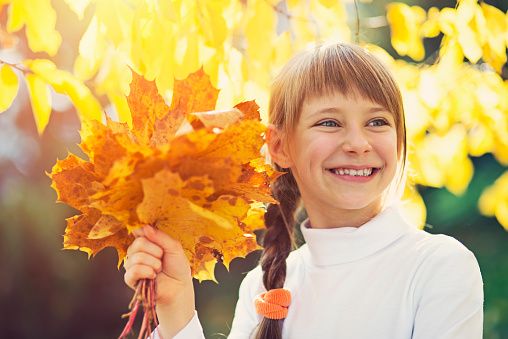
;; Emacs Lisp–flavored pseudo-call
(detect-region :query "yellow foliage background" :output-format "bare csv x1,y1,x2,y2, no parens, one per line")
1,0,508,230
1,0,508,337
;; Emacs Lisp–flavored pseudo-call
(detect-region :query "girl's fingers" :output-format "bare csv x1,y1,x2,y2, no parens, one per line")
124,226,191,291
143,226,185,256
124,251,162,273
127,236,163,259
124,264,158,289
131,226,146,238
128,226,184,257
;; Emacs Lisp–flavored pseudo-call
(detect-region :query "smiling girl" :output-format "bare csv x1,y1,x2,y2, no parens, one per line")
124,42,483,339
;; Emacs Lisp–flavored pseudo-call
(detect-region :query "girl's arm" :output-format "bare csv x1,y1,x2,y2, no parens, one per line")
124,226,204,338
412,238,484,339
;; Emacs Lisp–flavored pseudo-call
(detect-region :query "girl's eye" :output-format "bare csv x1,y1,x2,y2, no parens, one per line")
318,120,339,127
367,119,388,127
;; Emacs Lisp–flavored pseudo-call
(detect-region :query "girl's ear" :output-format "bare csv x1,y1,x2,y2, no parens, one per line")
266,124,293,168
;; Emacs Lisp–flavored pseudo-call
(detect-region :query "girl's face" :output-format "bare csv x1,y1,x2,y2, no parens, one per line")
274,91,399,228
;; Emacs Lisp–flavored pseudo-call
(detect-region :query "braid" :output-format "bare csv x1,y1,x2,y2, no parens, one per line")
261,169,299,290
254,167,301,339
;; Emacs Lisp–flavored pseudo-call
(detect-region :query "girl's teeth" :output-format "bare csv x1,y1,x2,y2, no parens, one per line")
333,168,373,176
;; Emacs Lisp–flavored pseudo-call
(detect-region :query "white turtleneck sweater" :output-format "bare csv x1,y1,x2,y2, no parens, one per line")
171,205,484,338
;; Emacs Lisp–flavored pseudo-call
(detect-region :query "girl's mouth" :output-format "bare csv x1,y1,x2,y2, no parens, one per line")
328,168,379,177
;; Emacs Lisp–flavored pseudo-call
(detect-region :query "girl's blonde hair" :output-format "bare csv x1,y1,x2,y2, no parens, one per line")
256,42,407,339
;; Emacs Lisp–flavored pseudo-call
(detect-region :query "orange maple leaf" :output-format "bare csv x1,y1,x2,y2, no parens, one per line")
49,68,281,282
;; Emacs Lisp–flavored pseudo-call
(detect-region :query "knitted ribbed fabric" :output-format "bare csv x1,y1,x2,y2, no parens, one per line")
254,288,292,319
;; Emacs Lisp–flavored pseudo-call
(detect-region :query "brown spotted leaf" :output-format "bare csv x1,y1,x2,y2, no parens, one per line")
50,68,281,280
190,108,243,130
126,68,171,145
197,120,266,165
63,208,134,267
137,169,261,279
234,100,261,122
150,107,186,147
79,118,129,179
49,154,102,210
170,67,220,115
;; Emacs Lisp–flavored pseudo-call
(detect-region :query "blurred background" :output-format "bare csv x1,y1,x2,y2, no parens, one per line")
1,0,508,338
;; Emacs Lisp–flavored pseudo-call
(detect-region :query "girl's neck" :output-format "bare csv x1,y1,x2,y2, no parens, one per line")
305,202,384,229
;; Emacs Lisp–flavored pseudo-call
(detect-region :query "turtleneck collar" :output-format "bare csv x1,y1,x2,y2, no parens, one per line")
300,205,413,266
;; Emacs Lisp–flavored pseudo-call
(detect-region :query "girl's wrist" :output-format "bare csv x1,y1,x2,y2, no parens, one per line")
156,284,196,337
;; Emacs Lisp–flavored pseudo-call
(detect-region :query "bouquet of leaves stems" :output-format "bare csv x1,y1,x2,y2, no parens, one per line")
49,69,281,338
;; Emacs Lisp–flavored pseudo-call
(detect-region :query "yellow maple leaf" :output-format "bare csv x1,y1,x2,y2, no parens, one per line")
126,67,172,145
170,67,221,115
49,68,281,279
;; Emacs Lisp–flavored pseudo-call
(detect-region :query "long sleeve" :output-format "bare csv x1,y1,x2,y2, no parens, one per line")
412,236,484,339
150,311,205,339
172,311,205,339
150,266,262,339
227,266,264,339
154,267,262,339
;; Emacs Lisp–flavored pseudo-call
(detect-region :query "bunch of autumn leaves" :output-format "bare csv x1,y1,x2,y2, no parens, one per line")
49,69,281,282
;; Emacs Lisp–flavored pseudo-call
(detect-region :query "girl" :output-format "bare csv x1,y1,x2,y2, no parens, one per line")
124,42,483,339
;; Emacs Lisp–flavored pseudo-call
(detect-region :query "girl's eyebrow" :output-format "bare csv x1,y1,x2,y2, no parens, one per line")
308,107,341,117
367,106,392,115
308,105,390,118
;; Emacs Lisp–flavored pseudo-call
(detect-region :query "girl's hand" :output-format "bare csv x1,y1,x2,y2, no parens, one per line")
124,226,195,337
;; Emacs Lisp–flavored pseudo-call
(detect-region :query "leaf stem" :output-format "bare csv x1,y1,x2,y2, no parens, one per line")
0,59,30,75
119,278,161,339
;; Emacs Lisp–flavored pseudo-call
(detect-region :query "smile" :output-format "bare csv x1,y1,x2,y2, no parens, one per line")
329,168,376,177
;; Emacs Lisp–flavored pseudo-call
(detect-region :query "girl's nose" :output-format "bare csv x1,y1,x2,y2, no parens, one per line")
341,129,372,154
